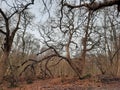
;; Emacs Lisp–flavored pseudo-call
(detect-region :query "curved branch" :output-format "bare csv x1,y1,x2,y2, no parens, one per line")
63,0,120,11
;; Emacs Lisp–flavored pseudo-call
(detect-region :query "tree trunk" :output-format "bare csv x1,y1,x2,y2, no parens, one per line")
80,11,91,77
66,59,82,78
0,51,9,84
65,43,82,78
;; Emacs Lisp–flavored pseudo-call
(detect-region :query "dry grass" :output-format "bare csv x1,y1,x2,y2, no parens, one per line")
1,77,120,90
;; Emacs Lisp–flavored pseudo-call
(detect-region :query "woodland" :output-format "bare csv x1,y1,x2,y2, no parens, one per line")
0,0,120,90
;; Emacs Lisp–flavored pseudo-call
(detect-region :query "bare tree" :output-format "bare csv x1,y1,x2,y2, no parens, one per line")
21,11,34,56
95,8,120,76
0,0,34,83
36,0,120,79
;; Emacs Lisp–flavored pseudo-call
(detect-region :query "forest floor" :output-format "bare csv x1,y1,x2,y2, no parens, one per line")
1,77,120,90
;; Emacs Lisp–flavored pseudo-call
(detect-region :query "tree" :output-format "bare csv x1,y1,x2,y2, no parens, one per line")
0,0,34,83
20,11,34,56
58,0,120,76
94,7,120,76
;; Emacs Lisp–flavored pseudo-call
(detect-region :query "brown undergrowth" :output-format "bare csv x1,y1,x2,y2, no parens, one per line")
1,77,120,90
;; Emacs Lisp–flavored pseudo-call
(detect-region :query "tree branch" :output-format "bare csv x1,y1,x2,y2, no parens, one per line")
11,0,35,39
0,8,8,20
11,13,21,38
21,0,34,12
0,8,10,35
63,0,120,11
8,10,18,19
0,29,6,35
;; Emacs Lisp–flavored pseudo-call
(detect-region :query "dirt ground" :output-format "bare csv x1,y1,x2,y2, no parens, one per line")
1,77,120,90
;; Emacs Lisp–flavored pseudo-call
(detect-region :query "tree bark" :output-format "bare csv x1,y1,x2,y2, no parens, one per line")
0,51,9,84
